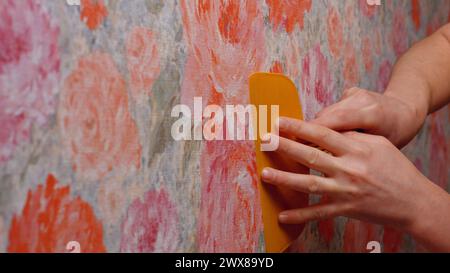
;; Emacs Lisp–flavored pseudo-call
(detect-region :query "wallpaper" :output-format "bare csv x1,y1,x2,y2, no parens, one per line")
0,0,449,253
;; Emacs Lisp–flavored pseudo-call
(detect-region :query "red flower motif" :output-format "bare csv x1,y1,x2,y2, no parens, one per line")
196,141,262,252
8,174,105,253
343,219,381,253
80,0,108,30
120,188,179,252
266,0,312,33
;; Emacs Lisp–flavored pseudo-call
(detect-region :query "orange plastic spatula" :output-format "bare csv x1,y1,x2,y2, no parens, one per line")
249,72,309,253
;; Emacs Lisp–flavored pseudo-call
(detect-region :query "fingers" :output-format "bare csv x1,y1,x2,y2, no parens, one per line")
313,88,379,132
279,203,348,224
261,167,348,195
313,108,377,132
315,88,357,119
276,135,339,174
277,117,353,156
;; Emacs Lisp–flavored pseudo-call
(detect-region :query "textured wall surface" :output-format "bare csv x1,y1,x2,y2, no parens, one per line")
0,0,449,252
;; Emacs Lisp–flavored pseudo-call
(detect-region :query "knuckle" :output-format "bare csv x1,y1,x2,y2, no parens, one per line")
352,144,371,156
373,135,391,146
357,93,376,106
343,88,351,95
271,170,280,183
277,138,289,152
285,119,298,132
372,101,383,114
342,166,357,177
342,163,369,179
276,174,290,188
343,87,359,97
285,141,298,156
307,178,320,193
357,89,371,99
343,131,359,138
293,123,303,135
307,149,321,166
346,186,363,199
341,202,355,214
334,110,348,120
356,164,370,178
284,120,293,131
355,164,369,178
313,209,328,220
316,127,331,140
315,109,325,118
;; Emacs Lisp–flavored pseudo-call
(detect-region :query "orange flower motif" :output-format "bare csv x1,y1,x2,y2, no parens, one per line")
180,0,265,105
327,6,343,58
270,61,283,73
126,27,161,103
80,0,108,30
8,174,105,253
343,42,359,89
180,0,265,252
59,52,141,181
266,0,312,33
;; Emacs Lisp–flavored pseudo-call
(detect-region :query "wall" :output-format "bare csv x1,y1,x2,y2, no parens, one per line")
0,0,449,252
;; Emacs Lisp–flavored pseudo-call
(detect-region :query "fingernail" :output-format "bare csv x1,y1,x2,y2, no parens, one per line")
279,213,289,222
261,168,271,180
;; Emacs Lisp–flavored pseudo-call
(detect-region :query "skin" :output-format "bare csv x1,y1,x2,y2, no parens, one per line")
262,23,450,252
315,24,450,148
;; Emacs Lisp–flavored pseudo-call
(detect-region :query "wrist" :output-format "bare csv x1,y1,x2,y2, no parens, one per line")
405,181,432,237
382,91,428,147
405,177,450,250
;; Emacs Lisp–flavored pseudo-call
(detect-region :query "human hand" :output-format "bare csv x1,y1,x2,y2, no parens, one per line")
261,117,448,241
313,87,425,148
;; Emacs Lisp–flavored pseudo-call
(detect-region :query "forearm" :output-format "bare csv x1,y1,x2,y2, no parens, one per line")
408,177,450,252
384,24,450,132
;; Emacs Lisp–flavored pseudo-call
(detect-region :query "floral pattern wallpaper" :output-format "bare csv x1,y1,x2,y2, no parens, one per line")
0,0,449,253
